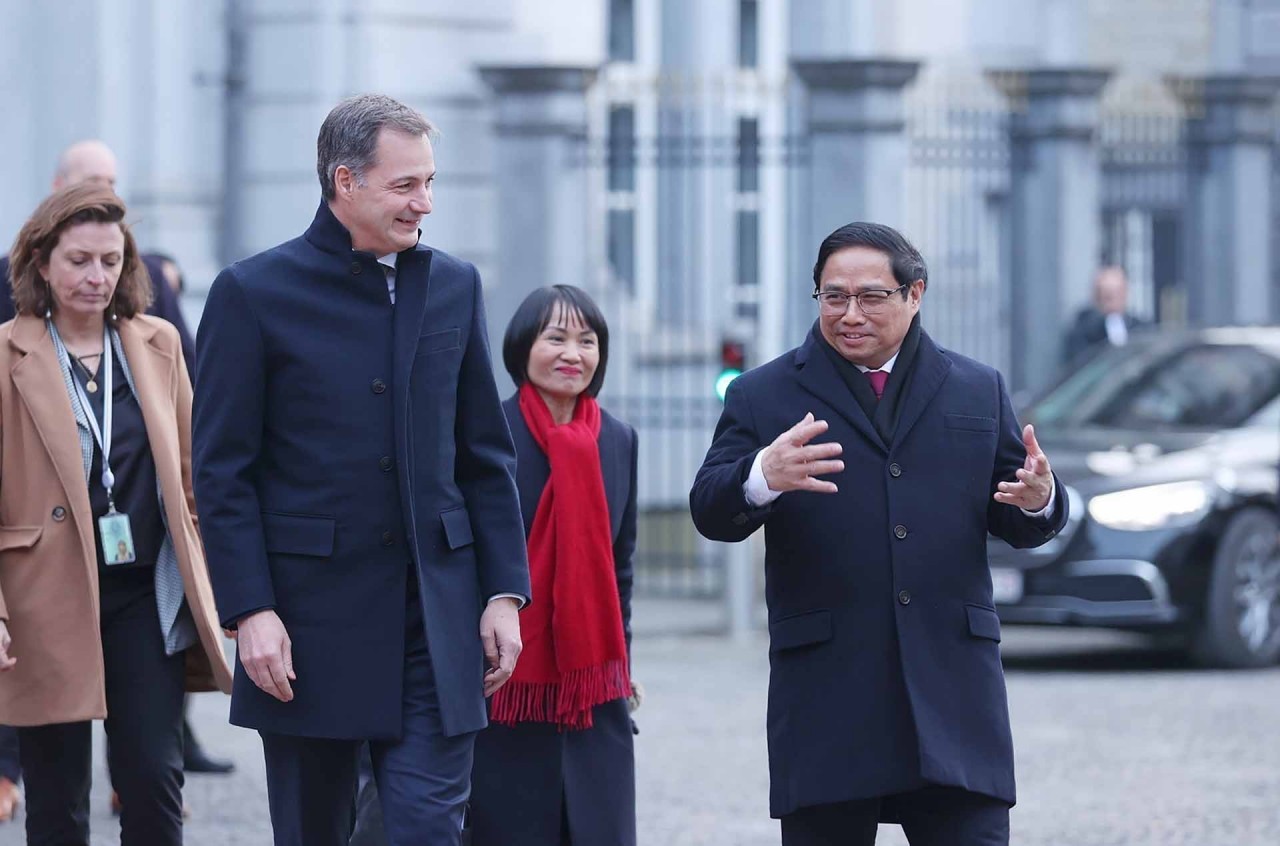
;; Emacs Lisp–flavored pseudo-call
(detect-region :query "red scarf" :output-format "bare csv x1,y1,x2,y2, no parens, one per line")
490,382,631,730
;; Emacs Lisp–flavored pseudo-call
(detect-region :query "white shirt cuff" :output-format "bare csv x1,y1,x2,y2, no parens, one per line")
743,448,783,508
488,593,526,609
1020,483,1056,520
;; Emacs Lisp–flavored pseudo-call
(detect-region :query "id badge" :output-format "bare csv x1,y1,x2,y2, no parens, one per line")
99,510,137,565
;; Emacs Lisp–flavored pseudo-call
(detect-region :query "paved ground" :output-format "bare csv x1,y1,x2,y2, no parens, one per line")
2,600,1277,845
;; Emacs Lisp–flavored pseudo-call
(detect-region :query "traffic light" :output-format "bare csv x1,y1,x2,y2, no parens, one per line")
715,339,747,402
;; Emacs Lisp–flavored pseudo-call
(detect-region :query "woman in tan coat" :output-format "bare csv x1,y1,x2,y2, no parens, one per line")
0,183,231,846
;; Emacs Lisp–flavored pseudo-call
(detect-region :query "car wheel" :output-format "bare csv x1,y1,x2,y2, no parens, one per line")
1192,507,1280,668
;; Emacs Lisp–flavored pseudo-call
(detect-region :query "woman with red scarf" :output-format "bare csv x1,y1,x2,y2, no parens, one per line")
470,285,638,846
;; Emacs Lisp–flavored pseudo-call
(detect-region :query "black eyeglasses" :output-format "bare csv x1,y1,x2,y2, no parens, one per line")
812,284,909,315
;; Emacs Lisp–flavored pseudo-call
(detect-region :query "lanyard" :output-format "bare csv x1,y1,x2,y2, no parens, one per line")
49,321,118,504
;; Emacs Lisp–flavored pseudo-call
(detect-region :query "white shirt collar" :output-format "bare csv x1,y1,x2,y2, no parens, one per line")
856,350,899,374
377,253,397,272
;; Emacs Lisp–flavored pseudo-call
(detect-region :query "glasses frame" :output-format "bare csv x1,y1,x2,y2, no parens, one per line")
811,283,910,315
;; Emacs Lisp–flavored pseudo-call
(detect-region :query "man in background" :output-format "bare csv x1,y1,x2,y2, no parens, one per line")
1060,265,1147,366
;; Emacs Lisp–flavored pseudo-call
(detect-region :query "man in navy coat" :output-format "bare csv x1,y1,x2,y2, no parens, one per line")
690,222,1068,845
193,94,530,846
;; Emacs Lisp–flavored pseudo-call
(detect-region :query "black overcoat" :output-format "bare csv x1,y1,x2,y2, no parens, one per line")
192,202,530,740
690,327,1068,817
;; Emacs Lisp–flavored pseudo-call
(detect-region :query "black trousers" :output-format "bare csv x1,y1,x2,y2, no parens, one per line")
17,569,186,846
0,724,19,782
780,786,1011,846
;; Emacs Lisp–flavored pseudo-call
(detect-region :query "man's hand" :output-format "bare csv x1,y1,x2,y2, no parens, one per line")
994,424,1054,512
237,609,295,703
480,597,522,698
0,621,16,672
761,412,844,494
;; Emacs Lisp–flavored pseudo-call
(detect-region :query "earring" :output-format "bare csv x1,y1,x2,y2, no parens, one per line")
44,307,51,319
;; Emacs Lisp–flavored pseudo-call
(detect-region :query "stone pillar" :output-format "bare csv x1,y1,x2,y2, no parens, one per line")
790,59,920,342
1173,75,1280,326
477,65,598,383
1001,69,1111,393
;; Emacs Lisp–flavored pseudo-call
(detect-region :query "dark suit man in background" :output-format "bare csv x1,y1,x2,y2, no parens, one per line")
690,223,1069,845
1060,265,1146,366
193,94,530,846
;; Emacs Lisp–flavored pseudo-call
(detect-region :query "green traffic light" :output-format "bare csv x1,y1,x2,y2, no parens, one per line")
715,368,742,402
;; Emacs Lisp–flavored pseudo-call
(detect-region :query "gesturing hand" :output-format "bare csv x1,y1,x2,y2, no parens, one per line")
994,424,1054,512
237,609,295,703
481,597,522,698
761,412,845,494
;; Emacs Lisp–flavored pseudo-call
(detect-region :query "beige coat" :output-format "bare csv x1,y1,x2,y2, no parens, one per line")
0,313,232,726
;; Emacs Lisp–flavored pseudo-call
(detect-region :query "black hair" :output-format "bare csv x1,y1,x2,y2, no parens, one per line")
502,285,610,398
812,222,928,294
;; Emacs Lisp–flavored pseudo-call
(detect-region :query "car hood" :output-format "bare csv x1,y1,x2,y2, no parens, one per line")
1034,424,1279,499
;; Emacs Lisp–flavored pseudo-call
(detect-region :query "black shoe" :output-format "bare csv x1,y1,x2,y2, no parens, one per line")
183,747,235,775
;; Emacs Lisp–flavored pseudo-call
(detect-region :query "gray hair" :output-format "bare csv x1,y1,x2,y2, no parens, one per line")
316,94,437,200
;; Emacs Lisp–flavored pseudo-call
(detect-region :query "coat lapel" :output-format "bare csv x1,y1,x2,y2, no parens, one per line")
794,332,887,453
8,316,94,522
116,318,178,487
392,246,434,433
892,330,953,448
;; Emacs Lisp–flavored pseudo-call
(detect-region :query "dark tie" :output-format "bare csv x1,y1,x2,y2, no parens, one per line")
865,369,888,400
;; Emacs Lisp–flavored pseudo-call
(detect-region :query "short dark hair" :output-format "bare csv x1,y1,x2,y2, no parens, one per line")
812,222,928,293
502,285,610,398
316,94,437,200
8,183,151,318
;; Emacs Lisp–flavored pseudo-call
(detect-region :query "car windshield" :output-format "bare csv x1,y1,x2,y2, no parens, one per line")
1028,341,1280,431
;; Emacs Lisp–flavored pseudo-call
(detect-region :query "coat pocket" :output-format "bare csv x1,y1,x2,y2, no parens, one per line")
440,506,475,550
769,609,833,652
0,526,43,554
261,512,336,558
416,327,461,356
944,414,997,434
965,603,1002,642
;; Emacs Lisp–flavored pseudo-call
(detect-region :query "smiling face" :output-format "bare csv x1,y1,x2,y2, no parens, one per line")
526,303,601,406
333,127,435,256
39,221,126,320
817,245,923,369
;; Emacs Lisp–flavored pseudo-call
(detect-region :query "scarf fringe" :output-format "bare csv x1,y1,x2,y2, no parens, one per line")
491,660,631,731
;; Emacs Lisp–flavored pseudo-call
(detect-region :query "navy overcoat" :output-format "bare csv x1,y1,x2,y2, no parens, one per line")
193,202,530,740
690,327,1068,818
468,396,638,846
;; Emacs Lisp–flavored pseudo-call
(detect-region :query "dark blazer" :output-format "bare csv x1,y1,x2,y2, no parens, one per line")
192,202,530,741
690,327,1068,818
468,396,638,846
1060,307,1146,366
0,254,195,378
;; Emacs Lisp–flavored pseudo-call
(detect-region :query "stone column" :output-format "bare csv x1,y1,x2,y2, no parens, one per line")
1172,75,1280,326
1001,69,1111,392
790,59,920,342
477,65,598,380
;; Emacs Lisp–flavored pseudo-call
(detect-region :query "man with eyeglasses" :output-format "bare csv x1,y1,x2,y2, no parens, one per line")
690,222,1068,845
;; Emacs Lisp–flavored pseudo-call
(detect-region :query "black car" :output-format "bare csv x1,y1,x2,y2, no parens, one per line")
990,328,1280,667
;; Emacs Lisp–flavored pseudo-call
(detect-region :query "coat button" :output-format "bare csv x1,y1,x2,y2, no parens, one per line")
371,379,387,394
898,590,911,606
350,261,363,275
379,456,393,472
52,506,67,522
894,524,908,539
732,514,748,526
381,531,394,546
889,463,902,478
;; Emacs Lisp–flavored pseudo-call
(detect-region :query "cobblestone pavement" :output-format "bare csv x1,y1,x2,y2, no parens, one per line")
2,605,1277,845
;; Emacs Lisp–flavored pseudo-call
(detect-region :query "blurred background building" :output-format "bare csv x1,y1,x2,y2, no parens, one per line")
2,0,1278,611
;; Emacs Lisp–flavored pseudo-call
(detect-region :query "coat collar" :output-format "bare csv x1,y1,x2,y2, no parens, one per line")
794,321,952,453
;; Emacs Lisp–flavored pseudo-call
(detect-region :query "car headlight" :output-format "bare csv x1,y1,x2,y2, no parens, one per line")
1086,481,1214,532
